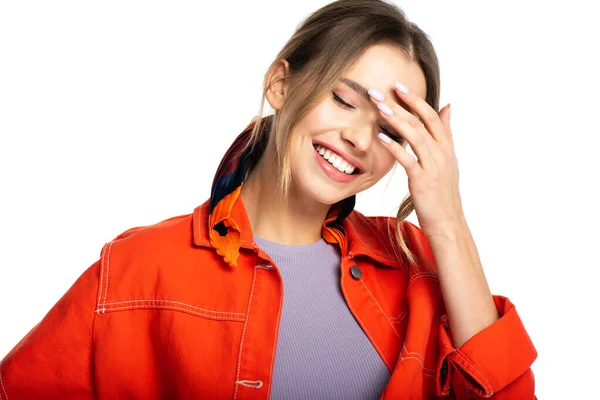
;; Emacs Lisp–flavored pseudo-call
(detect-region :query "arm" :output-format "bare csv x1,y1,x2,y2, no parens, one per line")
371,76,536,397
425,217,537,398
437,295,537,399
0,256,101,400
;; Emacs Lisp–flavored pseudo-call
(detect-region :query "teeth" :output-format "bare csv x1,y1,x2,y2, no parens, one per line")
331,155,340,167
314,144,356,175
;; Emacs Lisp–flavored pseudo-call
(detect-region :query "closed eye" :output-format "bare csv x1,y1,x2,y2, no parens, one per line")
332,91,405,144
332,91,355,109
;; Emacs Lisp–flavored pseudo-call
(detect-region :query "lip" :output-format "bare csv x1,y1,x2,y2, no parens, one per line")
313,146,361,183
311,140,365,173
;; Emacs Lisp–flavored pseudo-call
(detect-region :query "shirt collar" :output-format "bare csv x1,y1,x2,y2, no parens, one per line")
192,115,398,269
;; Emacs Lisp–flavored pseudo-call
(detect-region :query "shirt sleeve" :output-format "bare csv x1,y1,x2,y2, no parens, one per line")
0,257,101,400
436,295,538,399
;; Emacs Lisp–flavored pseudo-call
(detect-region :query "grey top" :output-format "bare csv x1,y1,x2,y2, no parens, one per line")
254,236,390,400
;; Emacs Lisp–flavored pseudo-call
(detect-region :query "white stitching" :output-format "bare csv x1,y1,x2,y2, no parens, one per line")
397,345,435,377
0,360,8,400
468,384,493,398
102,299,245,317
352,245,395,265
93,304,245,321
408,271,438,284
397,353,435,377
102,241,113,309
198,203,205,242
341,262,392,372
389,310,409,323
352,216,399,265
235,380,263,389
347,302,391,371
359,279,400,338
256,264,273,270
266,265,284,399
96,243,106,311
233,265,259,400
402,344,435,372
454,349,493,395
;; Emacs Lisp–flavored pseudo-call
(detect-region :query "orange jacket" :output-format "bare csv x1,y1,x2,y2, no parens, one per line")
0,120,537,399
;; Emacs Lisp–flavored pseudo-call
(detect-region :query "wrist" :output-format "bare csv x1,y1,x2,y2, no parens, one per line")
423,215,469,245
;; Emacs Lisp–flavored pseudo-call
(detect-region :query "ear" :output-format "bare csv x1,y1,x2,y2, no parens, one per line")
265,59,291,111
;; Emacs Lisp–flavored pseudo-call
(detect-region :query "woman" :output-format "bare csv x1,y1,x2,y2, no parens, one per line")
0,0,537,399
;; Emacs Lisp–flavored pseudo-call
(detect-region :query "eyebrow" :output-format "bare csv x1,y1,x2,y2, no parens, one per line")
340,78,371,102
340,77,415,115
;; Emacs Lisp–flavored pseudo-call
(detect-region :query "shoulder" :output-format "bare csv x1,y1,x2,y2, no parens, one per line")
95,211,216,312
109,212,192,247
101,211,195,270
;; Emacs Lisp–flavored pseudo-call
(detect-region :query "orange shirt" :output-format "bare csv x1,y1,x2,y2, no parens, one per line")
0,118,537,399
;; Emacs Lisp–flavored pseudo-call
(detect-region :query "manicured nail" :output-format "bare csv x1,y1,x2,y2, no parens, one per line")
367,88,385,101
395,81,409,94
378,132,392,144
377,102,393,116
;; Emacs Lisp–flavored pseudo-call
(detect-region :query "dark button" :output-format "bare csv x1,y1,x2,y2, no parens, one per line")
350,265,362,279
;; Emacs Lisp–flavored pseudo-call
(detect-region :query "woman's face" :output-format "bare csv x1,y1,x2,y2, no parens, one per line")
287,43,428,207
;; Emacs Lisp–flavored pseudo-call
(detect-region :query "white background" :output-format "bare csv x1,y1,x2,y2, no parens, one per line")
1,1,598,398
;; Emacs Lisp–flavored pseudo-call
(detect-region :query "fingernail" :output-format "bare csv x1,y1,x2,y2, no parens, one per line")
378,132,392,144
448,103,452,120
394,81,409,94
377,102,393,116
367,88,385,101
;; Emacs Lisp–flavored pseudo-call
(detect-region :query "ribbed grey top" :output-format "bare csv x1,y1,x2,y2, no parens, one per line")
254,236,390,400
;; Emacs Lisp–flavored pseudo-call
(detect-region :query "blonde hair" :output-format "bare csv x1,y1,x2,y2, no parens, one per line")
243,0,440,271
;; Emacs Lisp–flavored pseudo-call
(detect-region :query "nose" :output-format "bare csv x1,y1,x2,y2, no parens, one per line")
340,121,374,153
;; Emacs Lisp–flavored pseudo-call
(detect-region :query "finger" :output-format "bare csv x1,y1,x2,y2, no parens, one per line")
377,132,419,172
369,96,434,169
393,81,449,143
441,103,453,138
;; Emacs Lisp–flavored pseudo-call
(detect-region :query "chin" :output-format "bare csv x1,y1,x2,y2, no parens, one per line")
292,171,356,207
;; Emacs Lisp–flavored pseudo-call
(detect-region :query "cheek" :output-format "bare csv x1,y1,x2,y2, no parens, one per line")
294,97,348,133
371,146,397,178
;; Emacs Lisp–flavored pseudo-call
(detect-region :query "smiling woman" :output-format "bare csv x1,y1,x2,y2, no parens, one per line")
0,0,538,399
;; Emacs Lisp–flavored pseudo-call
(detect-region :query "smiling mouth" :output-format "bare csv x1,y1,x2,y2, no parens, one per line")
313,144,361,175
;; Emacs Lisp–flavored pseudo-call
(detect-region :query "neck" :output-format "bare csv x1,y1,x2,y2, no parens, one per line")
240,146,329,246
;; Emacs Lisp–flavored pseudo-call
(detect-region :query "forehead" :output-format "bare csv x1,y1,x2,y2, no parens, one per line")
343,43,427,101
